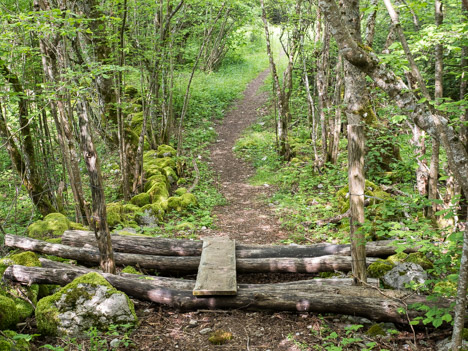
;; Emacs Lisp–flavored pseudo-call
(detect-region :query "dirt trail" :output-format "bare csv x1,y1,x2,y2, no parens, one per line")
200,68,290,244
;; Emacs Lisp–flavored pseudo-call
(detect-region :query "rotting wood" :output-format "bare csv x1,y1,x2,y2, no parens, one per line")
3,264,455,326
5,235,378,273
61,230,419,258
193,237,237,296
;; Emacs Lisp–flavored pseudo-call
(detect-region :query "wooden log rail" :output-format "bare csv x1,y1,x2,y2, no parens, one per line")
61,230,418,258
4,234,379,273
3,262,454,326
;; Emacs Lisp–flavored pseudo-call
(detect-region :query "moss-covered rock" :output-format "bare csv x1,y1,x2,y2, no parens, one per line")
157,144,176,158
130,193,151,207
175,222,196,231
386,252,408,265
162,166,178,184
144,173,168,192
36,272,137,336
0,295,19,330
336,180,392,214
167,193,197,212
209,330,233,345
137,203,165,222
148,182,170,204
69,222,87,231
106,202,124,228
367,259,395,278
27,213,71,239
366,324,386,337
406,252,433,270
174,187,188,196
0,330,30,351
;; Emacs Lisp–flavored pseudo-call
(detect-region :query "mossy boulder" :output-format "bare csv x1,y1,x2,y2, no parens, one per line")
367,259,394,278
174,187,188,196
157,144,176,158
130,193,151,207
162,166,178,184
27,213,71,239
0,295,19,330
366,324,386,337
148,182,170,204
144,173,169,192
167,193,197,212
386,252,408,265
0,330,30,351
136,203,165,224
122,203,141,223
406,252,433,270
336,180,391,214
69,222,87,231
106,202,124,228
35,272,137,336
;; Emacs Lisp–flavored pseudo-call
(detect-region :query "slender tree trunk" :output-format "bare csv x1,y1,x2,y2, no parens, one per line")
76,99,115,274
341,0,368,285
330,55,343,165
365,0,378,47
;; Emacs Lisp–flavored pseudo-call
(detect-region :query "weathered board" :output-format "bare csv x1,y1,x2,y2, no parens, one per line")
193,237,237,296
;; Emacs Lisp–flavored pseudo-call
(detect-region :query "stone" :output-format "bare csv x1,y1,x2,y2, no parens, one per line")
135,208,158,227
27,213,71,240
130,193,151,207
382,262,428,290
199,328,212,335
0,294,19,330
188,319,198,328
436,337,468,351
35,272,137,336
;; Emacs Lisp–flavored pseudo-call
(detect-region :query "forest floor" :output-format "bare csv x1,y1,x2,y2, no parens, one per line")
122,70,443,351
29,69,445,351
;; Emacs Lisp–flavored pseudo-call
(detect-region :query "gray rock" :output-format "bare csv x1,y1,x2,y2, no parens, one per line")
136,209,157,226
110,338,120,348
382,262,428,290
115,227,137,235
436,337,468,351
36,272,137,337
188,319,198,328
199,328,212,335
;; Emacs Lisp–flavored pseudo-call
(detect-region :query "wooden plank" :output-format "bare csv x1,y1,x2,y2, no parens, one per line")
193,237,237,296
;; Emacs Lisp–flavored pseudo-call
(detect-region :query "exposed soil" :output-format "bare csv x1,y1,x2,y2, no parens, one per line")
33,69,442,350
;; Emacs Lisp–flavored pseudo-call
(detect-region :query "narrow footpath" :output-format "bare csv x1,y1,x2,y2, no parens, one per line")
200,68,290,244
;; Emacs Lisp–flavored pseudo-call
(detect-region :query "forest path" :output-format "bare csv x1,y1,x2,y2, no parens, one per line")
199,68,290,245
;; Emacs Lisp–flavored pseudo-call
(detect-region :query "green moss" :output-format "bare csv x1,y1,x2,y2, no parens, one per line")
162,166,178,184
177,178,187,185
144,173,168,192
27,213,71,239
387,252,408,265
433,281,457,297
45,238,62,244
208,330,233,345
157,144,176,158
0,295,19,330
69,222,87,231
121,266,142,275
130,193,151,207
38,284,59,299
167,193,197,212
174,187,188,196
130,111,144,135
36,272,137,336
181,193,197,207
336,180,391,214
106,202,124,228
367,259,394,278
175,222,196,231
406,252,433,270
138,203,165,222
148,182,170,204
0,251,41,270
366,324,386,337
0,330,30,351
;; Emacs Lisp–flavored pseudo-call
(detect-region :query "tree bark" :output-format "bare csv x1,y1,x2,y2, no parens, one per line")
76,100,115,274
60,230,418,258
4,234,378,274
3,264,455,326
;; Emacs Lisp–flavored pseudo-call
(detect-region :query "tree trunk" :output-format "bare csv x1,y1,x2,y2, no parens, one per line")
3,264,455,326
330,55,343,165
61,230,418,258
341,0,368,285
76,100,115,274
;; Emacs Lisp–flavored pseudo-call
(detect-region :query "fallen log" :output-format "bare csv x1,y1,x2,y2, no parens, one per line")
5,235,378,273
40,258,380,290
3,264,452,325
61,230,418,258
